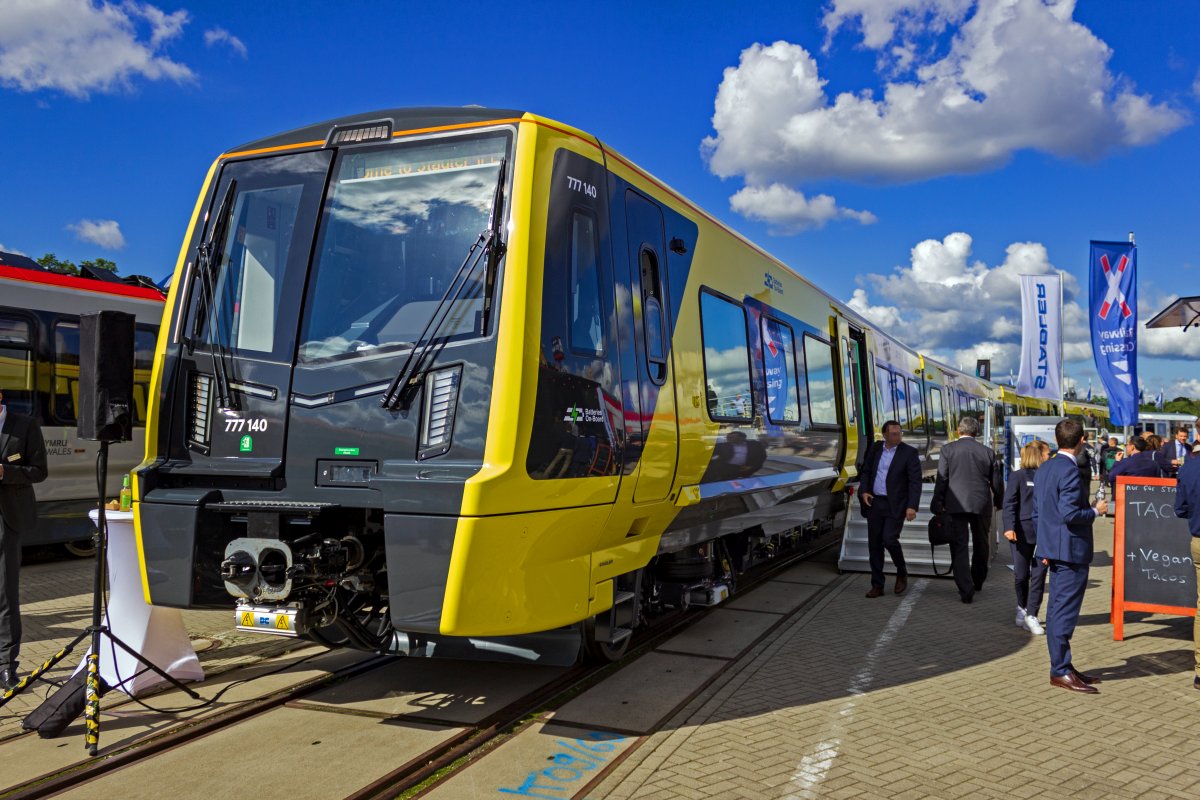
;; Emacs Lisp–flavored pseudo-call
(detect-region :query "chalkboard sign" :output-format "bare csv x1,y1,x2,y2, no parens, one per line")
1112,477,1197,641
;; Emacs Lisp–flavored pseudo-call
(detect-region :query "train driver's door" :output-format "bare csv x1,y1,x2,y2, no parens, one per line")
625,190,678,503
846,325,871,471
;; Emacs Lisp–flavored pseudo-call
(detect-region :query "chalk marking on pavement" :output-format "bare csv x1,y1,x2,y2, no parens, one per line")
786,578,926,800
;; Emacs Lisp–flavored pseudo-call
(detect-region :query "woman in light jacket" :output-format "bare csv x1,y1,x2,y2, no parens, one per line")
1002,440,1050,635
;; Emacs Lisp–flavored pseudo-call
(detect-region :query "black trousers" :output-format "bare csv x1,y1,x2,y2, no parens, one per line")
947,512,990,598
866,501,907,589
1009,538,1047,615
0,514,20,669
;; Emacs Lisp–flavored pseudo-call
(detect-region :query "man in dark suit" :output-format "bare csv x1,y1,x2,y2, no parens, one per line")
1106,436,1162,488
931,416,1003,602
1160,427,1191,478
1173,450,1200,692
858,420,921,598
1033,418,1107,694
0,388,48,691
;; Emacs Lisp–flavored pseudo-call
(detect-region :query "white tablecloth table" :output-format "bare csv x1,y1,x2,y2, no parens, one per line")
80,510,205,696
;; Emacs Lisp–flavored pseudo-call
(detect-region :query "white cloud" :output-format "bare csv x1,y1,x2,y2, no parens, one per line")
853,231,1200,386
68,219,125,250
0,243,27,256
0,0,193,98
847,231,1091,374
204,27,247,58
729,184,877,232
703,1,1187,229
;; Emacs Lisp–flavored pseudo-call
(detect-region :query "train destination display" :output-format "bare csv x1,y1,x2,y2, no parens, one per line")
1111,477,1197,641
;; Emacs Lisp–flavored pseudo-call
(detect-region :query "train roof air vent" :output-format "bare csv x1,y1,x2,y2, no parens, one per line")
326,120,393,147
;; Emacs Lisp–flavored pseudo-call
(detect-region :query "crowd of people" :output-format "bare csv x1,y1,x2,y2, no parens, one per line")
861,416,1200,695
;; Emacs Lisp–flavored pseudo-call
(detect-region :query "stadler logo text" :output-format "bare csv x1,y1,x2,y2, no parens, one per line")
1034,283,1049,389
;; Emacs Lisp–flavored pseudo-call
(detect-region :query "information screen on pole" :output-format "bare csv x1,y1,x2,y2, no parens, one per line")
1111,476,1197,640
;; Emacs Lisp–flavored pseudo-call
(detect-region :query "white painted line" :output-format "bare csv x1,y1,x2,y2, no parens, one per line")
785,578,926,799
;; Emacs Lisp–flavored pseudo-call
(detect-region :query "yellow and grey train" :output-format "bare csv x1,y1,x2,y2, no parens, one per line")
134,108,1095,661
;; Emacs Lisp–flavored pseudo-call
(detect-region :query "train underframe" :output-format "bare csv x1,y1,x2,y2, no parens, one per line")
214,496,843,663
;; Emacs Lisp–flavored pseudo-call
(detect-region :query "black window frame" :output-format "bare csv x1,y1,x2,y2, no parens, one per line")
640,246,668,386
802,332,840,429
699,288,754,422
567,206,606,357
907,377,924,432
760,314,801,426
0,311,36,416
928,386,947,435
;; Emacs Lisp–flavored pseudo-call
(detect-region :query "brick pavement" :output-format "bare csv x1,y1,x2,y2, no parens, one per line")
590,514,1200,800
1,555,304,740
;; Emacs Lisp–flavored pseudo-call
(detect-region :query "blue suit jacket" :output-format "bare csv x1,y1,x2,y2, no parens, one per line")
1032,452,1097,564
1174,455,1200,537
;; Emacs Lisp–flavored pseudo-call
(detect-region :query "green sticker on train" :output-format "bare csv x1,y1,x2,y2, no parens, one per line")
334,446,360,456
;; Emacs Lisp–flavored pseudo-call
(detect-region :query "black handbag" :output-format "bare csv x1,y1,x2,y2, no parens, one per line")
926,513,954,576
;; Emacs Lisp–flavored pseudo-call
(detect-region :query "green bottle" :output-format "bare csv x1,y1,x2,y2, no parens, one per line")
119,474,133,512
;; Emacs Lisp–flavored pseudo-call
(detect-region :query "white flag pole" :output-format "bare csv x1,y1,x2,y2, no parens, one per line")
1059,269,1065,414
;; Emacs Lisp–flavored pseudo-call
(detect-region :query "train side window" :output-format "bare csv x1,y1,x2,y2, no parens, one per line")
0,314,34,415
700,291,752,420
907,378,924,431
803,334,839,426
874,363,894,423
928,386,946,434
841,337,856,426
569,210,604,355
894,373,910,429
52,321,80,424
133,326,157,426
640,248,667,384
761,317,799,424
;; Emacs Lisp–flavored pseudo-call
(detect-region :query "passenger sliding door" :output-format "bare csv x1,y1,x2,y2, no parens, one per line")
625,191,677,503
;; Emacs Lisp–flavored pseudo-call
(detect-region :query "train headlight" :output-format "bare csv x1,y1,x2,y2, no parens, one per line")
419,365,462,459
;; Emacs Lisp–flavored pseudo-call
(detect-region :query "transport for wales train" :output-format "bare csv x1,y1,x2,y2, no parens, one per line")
133,108,1095,661
0,256,165,554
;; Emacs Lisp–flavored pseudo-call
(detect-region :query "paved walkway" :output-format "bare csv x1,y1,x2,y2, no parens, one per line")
1,555,301,740
590,514,1200,800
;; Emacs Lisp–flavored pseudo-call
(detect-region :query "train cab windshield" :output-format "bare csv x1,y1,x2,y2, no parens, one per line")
299,133,509,362
185,132,511,367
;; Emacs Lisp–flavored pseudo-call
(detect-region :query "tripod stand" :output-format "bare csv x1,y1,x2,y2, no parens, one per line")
0,440,200,755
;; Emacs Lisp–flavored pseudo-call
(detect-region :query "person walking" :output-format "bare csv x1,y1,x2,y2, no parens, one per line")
1173,450,1200,691
858,420,921,598
931,416,1003,603
0,387,48,691
1033,419,1107,694
1002,440,1050,635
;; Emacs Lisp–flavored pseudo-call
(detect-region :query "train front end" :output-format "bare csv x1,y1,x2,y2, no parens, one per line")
136,110,546,655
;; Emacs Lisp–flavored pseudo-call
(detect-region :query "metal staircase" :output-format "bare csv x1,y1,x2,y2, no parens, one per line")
838,483,998,577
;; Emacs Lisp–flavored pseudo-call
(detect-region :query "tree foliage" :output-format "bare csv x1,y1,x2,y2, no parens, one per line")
36,253,119,276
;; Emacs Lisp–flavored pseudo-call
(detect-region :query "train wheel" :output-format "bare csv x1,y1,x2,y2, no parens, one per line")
63,539,97,558
582,615,631,663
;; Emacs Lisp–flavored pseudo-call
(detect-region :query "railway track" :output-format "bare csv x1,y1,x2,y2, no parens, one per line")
0,536,840,800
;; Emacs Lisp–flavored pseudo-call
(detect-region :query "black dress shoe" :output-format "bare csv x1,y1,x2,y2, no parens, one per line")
1193,676,1200,691
0,667,19,692
1050,672,1099,694
960,593,973,604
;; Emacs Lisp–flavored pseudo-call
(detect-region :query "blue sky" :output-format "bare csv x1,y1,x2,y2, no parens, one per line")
2,0,1198,401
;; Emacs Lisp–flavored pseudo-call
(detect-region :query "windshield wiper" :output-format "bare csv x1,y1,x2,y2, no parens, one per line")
192,179,238,412
381,159,507,411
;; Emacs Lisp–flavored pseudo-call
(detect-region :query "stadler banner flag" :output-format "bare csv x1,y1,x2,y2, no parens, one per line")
1016,273,1062,402
1089,240,1138,426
